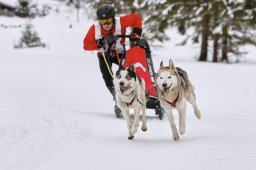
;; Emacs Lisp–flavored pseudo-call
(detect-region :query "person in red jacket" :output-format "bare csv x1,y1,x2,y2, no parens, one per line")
83,4,142,117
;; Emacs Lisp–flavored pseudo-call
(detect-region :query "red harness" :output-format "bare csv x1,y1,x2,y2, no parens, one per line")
162,93,179,107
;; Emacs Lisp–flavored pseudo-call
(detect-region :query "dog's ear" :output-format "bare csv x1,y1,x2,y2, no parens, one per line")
160,61,164,69
169,59,175,70
118,62,124,70
129,63,135,72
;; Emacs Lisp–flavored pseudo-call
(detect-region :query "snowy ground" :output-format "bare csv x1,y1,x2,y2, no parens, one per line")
1,3,256,170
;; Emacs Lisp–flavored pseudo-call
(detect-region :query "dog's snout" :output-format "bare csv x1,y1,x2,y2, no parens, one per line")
119,82,124,87
162,83,167,88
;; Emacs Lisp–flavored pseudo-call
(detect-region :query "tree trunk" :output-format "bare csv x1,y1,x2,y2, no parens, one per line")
221,25,229,63
212,2,220,63
76,0,80,22
213,34,219,62
199,13,210,61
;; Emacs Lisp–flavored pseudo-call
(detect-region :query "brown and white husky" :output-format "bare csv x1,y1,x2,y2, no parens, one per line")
156,59,201,141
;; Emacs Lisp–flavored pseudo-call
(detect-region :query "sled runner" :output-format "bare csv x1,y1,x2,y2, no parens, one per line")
103,35,164,119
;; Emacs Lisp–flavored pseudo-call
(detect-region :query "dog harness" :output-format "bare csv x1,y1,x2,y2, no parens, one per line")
124,95,145,107
162,92,179,107
126,96,136,106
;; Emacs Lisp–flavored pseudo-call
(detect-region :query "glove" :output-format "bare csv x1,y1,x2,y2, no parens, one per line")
130,27,142,41
130,33,141,41
117,48,125,59
117,48,124,55
96,38,105,48
106,35,117,45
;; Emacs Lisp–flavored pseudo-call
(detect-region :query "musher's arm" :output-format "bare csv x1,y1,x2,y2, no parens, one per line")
120,13,142,36
83,25,99,51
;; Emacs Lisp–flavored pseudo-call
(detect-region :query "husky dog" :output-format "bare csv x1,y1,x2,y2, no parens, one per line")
114,63,147,140
156,59,201,141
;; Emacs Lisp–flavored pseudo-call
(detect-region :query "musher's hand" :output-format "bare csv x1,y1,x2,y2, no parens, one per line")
106,35,117,45
96,38,105,48
117,48,125,60
130,33,141,41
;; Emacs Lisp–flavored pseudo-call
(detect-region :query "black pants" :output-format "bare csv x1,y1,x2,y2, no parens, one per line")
97,53,119,100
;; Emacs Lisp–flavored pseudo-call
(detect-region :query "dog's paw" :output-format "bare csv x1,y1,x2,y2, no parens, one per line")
128,135,134,140
131,126,138,135
173,132,180,141
141,126,147,132
195,110,201,119
179,127,185,135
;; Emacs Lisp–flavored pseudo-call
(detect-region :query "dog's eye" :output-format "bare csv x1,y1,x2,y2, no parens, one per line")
126,75,131,80
160,77,163,79
117,75,121,79
168,76,172,79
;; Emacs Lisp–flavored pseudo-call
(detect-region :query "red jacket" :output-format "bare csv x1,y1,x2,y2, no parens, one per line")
83,14,142,51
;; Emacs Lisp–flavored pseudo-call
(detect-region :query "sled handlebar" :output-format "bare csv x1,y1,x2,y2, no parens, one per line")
115,35,131,38
103,35,130,43
104,34,144,54
104,35,130,52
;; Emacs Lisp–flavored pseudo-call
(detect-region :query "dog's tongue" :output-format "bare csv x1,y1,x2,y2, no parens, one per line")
163,87,169,93
163,83,172,93
120,85,131,93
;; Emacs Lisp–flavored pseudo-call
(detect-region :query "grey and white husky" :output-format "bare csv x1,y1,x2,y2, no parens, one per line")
114,63,147,140
156,59,201,141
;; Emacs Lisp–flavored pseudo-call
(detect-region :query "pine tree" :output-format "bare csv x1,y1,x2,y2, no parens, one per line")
88,0,256,63
217,0,256,63
15,23,45,48
212,1,220,62
16,0,30,17
198,3,211,61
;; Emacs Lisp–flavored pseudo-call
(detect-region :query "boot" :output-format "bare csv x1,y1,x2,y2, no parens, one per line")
155,99,164,120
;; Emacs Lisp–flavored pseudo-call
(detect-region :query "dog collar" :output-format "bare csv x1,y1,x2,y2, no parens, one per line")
163,93,179,107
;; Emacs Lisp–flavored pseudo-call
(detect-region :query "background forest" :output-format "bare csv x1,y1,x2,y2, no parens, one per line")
1,0,256,63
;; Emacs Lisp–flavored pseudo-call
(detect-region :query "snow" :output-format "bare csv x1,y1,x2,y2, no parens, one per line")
1,2,256,170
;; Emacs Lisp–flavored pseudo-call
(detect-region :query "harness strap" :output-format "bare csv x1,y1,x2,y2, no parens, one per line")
136,98,146,106
125,95,146,107
163,93,179,107
102,52,114,79
126,95,136,106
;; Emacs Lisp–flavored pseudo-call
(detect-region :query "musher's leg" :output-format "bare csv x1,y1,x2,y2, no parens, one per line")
97,52,115,100
97,53,122,117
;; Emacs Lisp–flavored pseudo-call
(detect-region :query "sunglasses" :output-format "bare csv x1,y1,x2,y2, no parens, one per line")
98,18,113,25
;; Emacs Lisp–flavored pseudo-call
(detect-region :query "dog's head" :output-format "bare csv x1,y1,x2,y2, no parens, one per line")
156,59,179,93
114,63,137,95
